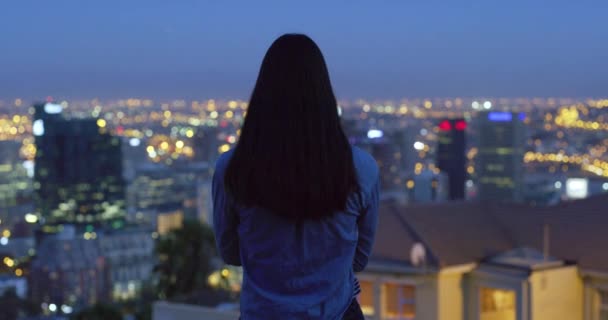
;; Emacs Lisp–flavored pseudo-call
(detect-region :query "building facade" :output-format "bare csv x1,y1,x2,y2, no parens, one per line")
476,111,526,203
436,119,467,200
33,102,125,227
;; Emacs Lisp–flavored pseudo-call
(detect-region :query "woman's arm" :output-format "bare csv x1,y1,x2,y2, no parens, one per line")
212,165,242,266
353,173,380,272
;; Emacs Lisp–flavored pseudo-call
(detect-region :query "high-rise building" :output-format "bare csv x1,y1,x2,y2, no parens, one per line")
476,111,526,202
436,119,467,200
32,102,125,227
342,119,407,192
0,141,32,210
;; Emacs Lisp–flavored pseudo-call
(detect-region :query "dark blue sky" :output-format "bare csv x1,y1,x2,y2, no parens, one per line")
1,1,607,100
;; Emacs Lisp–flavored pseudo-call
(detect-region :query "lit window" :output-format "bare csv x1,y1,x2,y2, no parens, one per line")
383,283,415,319
600,290,608,320
357,280,375,316
480,287,516,320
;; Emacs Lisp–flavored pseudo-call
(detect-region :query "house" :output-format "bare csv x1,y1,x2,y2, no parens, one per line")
359,194,608,320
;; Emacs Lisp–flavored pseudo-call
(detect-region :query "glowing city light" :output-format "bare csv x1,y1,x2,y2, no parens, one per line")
23,160,34,178
44,103,63,114
0,237,8,246
25,213,38,224
49,304,57,312
3,257,14,267
219,144,230,154
455,120,467,131
33,120,45,136
439,120,452,131
96,119,107,128
129,138,141,147
554,181,562,189
413,141,425,151
61,305,73,314
488,112,513,122
483,101,492,110
367,129,383,139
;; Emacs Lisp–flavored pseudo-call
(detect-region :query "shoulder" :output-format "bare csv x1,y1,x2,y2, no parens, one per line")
214,149,235,176
351,145,379,188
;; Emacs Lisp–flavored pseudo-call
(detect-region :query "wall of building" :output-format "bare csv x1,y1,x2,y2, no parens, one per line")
530,266,583,320
153,302,238,320
437,268,467,320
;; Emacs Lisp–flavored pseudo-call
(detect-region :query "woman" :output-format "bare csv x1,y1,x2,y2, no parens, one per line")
212,34,379,320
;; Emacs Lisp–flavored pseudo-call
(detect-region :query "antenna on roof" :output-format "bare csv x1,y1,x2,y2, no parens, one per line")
410,243,426,268
543,224,550,261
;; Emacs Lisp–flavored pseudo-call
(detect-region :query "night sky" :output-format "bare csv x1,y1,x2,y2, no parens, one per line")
1,0,607,100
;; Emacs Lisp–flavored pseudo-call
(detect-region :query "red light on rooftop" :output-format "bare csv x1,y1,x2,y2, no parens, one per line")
46,96,53,103
116,126,124,135
455,120,467,131
439,120,452,131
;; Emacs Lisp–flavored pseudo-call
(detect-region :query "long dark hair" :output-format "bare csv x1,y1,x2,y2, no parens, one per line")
224,34,359,220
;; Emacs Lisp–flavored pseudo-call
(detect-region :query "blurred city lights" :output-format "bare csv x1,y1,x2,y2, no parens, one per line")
25,213,38,223
367,129,383,139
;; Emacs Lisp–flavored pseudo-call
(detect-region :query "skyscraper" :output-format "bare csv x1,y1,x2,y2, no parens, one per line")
436,119,467,200
33,102,125,227
476,111,526,203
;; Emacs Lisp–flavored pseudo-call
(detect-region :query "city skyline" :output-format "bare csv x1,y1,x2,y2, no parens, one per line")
2,1,608,99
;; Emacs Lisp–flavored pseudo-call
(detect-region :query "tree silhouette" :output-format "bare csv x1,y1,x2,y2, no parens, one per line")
0,288,20,320
71,303,122,320
153,219,216,299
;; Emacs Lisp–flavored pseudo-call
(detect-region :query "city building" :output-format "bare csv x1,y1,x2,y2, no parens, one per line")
32,102,126,227
192,126,221,164
344,126,407,192
0,141,32,214
128,162,209,231
155,205,184,235
476,111,526,203
0,274,27,298
406,170,448,204
97,226,155,302
196,181,213,226
29,226,110,310
29,224,155,311
436,118,467,200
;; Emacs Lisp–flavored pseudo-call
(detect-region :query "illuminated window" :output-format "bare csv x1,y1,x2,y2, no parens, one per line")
480,287,516,320
600,290,608,320
357,280,375,316
383,283,415,319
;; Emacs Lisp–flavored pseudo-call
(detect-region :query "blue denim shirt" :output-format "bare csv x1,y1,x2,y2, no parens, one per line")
212,146,379,320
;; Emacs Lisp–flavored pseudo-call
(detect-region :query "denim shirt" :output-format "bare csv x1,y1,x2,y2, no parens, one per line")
212,146,379,320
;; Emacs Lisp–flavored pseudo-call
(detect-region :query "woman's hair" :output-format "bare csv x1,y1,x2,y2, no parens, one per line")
224,34,359,220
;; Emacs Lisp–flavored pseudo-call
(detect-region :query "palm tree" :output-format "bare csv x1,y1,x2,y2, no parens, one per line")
153,219,216,299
